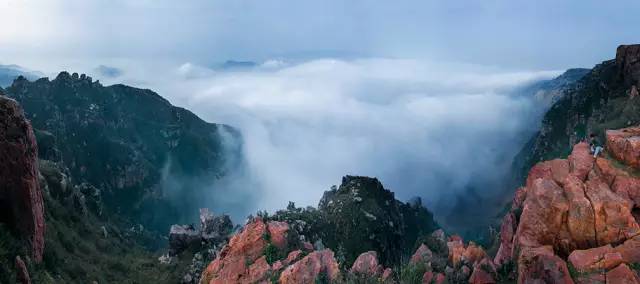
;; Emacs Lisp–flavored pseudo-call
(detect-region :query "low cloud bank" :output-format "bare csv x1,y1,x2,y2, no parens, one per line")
153,58,559,228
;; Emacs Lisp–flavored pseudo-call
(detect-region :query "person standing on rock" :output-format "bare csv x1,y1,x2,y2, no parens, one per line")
590,133,604,158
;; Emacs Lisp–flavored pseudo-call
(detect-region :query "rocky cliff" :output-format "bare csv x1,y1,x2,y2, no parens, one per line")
493,128,640,283
0,93,45,263
513,44,640,184
4,73,241,231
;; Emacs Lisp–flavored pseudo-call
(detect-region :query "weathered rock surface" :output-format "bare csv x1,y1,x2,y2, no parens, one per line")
517,246,574,284
526,158,570,187
170,208,233,256
606,263,640,284
410,244,433,266
617,44,640,86
501,134,640,283
351,251,383,277
469,258,496,284
279,249,340,284
0,95,45,262
607,127,640,170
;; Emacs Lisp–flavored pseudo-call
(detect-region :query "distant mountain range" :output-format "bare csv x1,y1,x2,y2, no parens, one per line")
0,64,43,87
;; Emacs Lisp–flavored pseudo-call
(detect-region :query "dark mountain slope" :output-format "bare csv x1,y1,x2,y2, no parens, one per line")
4,72,242,231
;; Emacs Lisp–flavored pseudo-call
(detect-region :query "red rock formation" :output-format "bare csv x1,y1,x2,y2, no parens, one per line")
410,244,433,265
247,256,271,283
526,159,569,187
447,238,466,267
501,135,640,283
351,251,383,277
607,127,640,169
381,268,393,282
569,142,594,181
513,177,569,252
267,221,289,249
469,258,496,284
568,245,623,273
0,96,44,262
584,176,640,245
200,218,289,284
563,174,597,248
517,246,574,284
494,212,516,267
422,271,434,283
606,263,640,284
462,242,487,266
279,249,340,284
15,256,31,284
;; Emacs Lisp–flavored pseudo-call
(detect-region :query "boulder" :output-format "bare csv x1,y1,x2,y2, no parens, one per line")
0,96,45,262
595,157,627,186
569,142,594,181
584,176,640,245
169,224,200,256
469,265,496,284
563,174,597,249
382,268,393,282
494,212,516,267
267,221,289,249
247,256,271,284
513,177,569,252
200,219,272,284
351,251,383,277
279,249,340,284
447,238,466,267
526,159,569,188
517,246,574,284
568,245,623,273
606,263,640,284
612,176,640,208
462,242,487,266
606,127,640,169
422,271,434,284
612,235,640,264
410,244,433,265
200,208,233,242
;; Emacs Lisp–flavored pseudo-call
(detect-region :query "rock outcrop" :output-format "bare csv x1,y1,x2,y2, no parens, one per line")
513,44,640,187
606,127,640,169
200,218,297,284
617,44,640,87
497,132,640,283
317,175,438,266
0,95,45,262
169,208,233,256
279,250,340,284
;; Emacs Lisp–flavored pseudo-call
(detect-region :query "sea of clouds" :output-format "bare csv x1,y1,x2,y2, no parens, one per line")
33,57,562,229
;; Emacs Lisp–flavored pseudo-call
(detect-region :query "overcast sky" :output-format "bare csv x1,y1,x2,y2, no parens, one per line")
1,0,638,70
